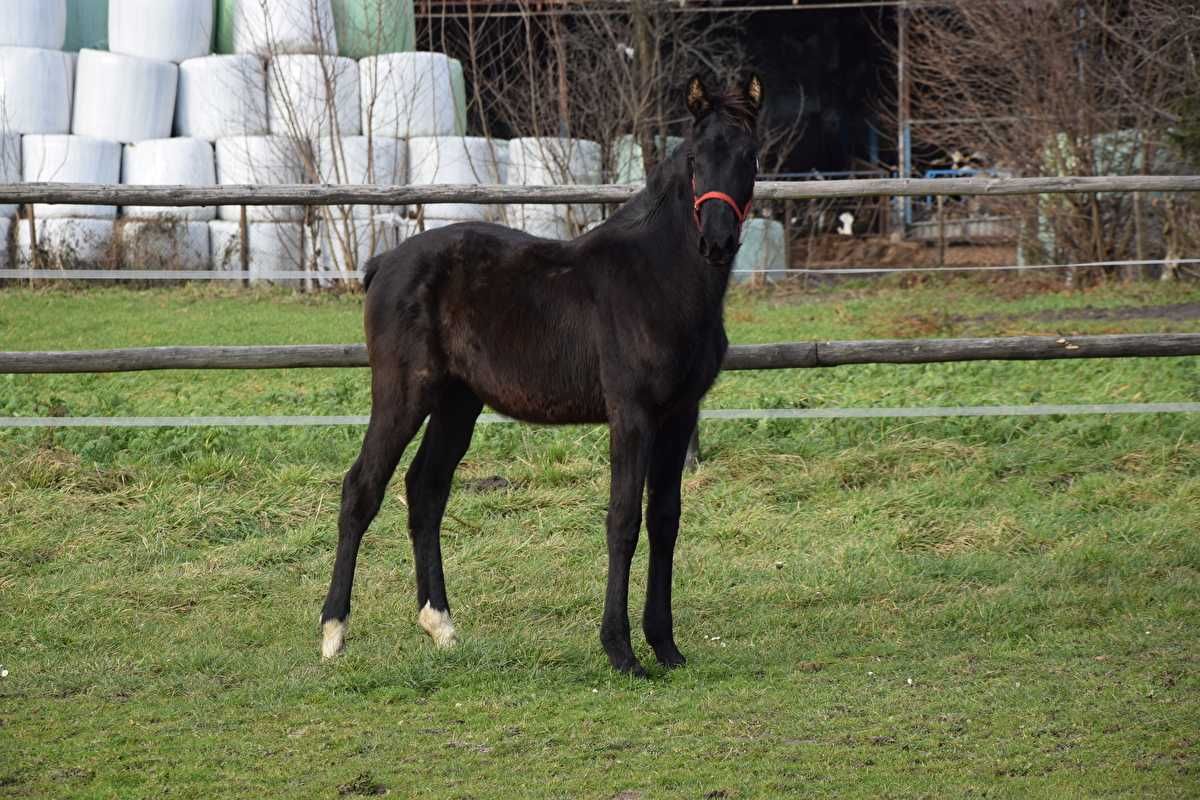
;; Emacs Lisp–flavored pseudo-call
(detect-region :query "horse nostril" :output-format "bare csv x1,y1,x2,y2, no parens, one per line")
698,237,711,257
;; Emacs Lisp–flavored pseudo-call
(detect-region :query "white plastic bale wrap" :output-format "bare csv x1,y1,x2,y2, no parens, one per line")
611,134,685,183
0,133,19,217
109,0,214,63
72,49,179,143
121,138,217,220
0,217,9,266
267,54,360,138
229,0,337,56
0,47,75,134
734,218,787,278
316,213,400,282
215,136,304,221
316,135,405,218
494,140,510,183
505,137,602,237
0,0,66,49
22,135,122,218
504,213,571,240
119,219,211,270
17,217,115,268
407,137,502,222
175,55,269,140
360,52,456,139
209,219,305,284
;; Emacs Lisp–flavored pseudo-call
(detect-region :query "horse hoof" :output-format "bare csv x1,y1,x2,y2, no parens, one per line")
321,619,347,659
656,649,687,669
418,602,458,649
611,657,648,678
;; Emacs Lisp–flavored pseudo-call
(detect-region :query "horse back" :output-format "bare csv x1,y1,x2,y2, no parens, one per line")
364,222,725,425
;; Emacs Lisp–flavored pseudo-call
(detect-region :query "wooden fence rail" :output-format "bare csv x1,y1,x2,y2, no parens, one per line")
1,175,1199,207
3,334,1198,375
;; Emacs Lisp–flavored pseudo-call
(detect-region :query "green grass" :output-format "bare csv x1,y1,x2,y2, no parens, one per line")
1,278,1199,798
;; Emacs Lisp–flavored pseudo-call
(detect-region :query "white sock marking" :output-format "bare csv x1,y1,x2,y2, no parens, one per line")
321,618,347,659
418,602,457,648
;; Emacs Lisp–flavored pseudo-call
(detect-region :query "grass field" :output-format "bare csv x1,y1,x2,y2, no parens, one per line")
2,278,1199,798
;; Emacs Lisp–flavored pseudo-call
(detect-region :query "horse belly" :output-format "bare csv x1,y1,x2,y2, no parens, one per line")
445,324,608,425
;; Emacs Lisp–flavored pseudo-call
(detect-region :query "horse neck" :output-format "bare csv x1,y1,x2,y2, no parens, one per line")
660,157,735,302
618,151,735,300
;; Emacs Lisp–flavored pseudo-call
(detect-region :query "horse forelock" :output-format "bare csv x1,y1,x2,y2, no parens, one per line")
708,89,757,132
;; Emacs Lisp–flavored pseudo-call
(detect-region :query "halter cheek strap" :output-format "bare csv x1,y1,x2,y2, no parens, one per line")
692,176,752,230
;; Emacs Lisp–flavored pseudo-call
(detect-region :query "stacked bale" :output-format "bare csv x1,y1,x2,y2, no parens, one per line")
71,1,216,272
267,54,360,139
119,137,217,270
214,135,306,222
1,2,72,263
0,134,20,219
331,0,415,60
0,0,67,49
122,138,217,220
17,217,116,268
216,0,337,56
505,138,602,239
316,136,406,217
213,135,306,278
72,49,178,143
108,0,213,63
733,218,787,279
210,218,305,285
20,134,121,261
4,1,626,278
175,54,269,139
0,46,75,135
314,135,406,275
407,136,502,227
119,220,211,273
360,51,457,138
611,134,685,183
0,133,14,260
20,135,120,267
215,1,366,277
315,214,406,283
449,57,468,136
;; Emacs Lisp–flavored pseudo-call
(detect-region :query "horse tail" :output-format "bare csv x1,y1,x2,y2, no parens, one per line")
362,253,382,293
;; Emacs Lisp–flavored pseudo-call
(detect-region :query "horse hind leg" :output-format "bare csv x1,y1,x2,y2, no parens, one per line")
404,380,482,649
319,362,436,659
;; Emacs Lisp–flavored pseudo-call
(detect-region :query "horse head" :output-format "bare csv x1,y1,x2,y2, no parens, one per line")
685,73,764,265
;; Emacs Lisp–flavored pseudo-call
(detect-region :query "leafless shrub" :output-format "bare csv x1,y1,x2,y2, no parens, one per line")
893,0,1199,281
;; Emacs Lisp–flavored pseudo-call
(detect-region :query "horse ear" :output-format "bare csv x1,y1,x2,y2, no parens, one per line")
686,75,712,118
744,73,765,114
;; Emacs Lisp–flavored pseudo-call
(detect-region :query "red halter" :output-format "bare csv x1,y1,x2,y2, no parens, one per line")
692,176,752,230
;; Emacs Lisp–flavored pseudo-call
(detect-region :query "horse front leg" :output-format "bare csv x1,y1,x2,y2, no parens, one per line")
643,406,698,668
600,408,654,676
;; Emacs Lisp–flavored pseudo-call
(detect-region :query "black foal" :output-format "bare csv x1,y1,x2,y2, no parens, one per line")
320,73,764,675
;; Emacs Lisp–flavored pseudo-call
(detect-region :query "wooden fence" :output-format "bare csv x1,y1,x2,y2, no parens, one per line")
2,174,1199,208
2,175,1197,398
3,334,1199,375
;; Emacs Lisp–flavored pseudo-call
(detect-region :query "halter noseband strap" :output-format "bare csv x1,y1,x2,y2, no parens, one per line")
692,176,752,230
